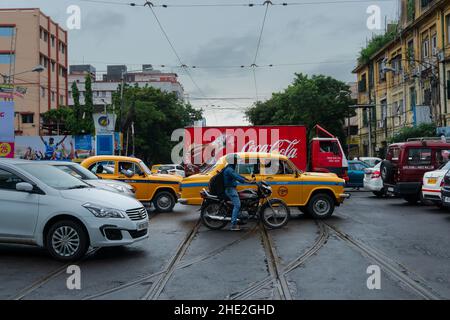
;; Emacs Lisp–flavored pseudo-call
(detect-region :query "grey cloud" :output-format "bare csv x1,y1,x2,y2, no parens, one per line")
187,34,269,77
80,10,126,37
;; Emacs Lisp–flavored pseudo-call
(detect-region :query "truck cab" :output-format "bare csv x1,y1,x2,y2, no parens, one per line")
310,125,349,182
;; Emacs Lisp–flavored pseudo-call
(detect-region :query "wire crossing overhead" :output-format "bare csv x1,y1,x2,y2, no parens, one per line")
143,1,210,103
77,0,396,8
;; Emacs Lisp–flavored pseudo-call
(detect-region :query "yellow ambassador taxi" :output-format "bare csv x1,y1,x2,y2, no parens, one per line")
179,152,350,219
81,156,182,212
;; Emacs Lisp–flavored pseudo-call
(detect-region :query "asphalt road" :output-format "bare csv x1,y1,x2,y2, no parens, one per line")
1,191,450,300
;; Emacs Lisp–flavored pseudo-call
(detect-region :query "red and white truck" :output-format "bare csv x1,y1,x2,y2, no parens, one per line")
183,125,348,180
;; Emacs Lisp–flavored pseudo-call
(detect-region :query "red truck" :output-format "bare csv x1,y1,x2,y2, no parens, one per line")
183,125,349,180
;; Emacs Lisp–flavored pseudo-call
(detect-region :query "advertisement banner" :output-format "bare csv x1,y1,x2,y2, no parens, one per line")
0,142,14,158
0,100,14,142
0,84,27,99
114,132,123,151
15,135,98,160
184,126,307,174
93,113,117,135
74,135,95,159
15,135,75,160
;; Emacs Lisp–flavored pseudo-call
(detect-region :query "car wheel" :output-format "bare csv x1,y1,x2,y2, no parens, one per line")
380,160,394,183
306,193,335,219
373,189,386,198
404,194,419,204
153,191,176,213
298,206,309,215
46,220,89,261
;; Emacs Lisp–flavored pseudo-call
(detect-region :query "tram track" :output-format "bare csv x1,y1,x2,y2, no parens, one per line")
83,223,258,300
324,222,443,300
230,220,329,300
10,248,100,300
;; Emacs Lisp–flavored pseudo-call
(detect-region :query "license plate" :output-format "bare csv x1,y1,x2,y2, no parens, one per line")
388,187,394,192
445,197,450,204
137,221,148,231
427,178,437,184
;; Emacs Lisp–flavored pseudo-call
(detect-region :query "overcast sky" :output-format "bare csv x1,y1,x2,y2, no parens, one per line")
3,0,398,125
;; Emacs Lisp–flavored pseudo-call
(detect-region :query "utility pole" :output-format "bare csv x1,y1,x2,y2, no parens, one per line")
368,107,373,157
119,71,125,155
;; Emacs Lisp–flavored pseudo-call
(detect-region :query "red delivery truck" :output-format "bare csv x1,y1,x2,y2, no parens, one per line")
183,125,348,180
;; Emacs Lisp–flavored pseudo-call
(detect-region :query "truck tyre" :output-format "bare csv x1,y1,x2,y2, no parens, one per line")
46,220,89,261
380,160,394,183
306,193,335,219
153,191,176,213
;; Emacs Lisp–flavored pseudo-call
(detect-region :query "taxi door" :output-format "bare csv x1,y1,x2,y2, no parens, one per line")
260,158,302,206
117,161,151,201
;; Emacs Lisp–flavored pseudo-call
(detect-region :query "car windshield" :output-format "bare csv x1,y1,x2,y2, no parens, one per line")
55,164,99,180
140,161,152,175
438,161,450,171
18,164,90,190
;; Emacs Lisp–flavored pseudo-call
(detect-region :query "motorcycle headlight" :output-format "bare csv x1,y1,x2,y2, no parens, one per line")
83,203,126,218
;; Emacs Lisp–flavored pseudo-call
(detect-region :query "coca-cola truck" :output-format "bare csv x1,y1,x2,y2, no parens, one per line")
183,125,348,180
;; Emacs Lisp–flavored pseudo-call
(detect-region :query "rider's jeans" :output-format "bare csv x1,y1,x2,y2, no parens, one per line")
225,187,241,225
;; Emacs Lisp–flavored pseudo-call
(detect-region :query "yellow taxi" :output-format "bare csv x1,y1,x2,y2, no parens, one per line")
151,164,162,174
81,156,182,212
179,152,349,219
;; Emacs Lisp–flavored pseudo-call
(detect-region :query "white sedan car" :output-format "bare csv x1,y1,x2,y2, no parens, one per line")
0,159,149,261
42,161,136,198
422,161,450,206
363,162,385,197
157,164,186,177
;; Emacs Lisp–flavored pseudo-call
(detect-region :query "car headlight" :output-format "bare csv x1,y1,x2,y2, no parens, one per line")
107,184,133,193
83,203,126,218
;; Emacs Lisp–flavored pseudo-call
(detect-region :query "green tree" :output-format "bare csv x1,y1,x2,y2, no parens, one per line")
71,81,81,124
83,74,94,134
390,123,437,143
113,85,203,164
245,73,355,144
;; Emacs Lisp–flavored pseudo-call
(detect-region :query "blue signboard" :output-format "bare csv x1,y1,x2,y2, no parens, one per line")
96,135,114,155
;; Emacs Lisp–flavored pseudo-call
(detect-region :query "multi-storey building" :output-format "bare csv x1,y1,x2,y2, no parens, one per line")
0,8,68,136
68,65,185,109
353,0,450,157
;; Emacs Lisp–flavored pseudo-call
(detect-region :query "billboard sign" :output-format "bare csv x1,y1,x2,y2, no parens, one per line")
93,113,117,135
0,100,14,142
0,142,14,158
184,126,307,174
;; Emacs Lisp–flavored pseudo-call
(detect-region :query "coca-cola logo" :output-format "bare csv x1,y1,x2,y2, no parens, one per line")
241,139,300,159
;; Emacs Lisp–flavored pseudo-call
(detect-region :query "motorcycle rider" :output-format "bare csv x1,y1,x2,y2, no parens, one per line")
223,154,254,231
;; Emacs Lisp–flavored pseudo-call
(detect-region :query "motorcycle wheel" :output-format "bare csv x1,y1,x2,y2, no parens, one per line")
201,203,228,230
260,199,290,229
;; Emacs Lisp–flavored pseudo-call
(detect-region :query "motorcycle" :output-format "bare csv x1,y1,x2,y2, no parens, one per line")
199,181,290,230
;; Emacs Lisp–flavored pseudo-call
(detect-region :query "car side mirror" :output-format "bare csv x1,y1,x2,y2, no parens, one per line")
16,182,34,192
